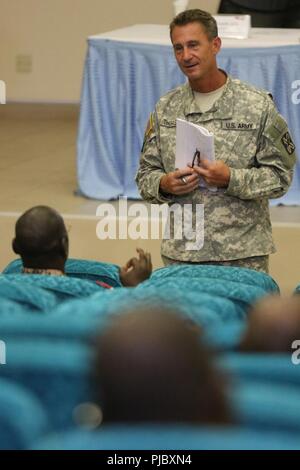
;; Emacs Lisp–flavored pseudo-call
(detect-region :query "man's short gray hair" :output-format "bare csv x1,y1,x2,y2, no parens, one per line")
170,9,218,41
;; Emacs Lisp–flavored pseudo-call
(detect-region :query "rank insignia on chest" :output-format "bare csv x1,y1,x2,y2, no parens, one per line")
281,132,296,155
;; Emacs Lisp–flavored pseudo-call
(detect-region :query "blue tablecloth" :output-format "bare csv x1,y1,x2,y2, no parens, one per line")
77,39,300,204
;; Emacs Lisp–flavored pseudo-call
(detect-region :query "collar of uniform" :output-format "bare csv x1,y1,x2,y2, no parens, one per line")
183,74,234,122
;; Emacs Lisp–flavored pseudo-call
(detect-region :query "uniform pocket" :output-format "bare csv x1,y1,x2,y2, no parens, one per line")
216,122,258,168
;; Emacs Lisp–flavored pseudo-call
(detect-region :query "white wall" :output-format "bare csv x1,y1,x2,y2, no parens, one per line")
0,0,220,102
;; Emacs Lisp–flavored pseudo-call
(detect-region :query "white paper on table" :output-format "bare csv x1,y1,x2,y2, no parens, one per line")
175,118,216,191
214,14,251,39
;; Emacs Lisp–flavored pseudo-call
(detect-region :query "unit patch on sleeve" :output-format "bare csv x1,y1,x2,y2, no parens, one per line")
281,132,296,155
141,113,155,152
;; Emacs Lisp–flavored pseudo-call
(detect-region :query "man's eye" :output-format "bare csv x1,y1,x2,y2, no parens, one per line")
174,46,183,53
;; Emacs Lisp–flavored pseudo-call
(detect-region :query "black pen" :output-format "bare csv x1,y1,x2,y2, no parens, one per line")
192,149,201,168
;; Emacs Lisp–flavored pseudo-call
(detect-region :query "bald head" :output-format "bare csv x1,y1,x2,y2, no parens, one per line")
13,206,68,270
239,295,300,352
94,307,230,425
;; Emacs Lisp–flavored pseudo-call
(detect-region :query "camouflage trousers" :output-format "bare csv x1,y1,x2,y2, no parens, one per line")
161,255,269,274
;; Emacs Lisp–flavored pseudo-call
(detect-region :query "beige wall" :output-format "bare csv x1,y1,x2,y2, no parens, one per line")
0,0,220,102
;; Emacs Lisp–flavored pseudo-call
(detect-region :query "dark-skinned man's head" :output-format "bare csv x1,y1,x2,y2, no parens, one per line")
13,205,69,272
239,295,300,353
94,307,231,425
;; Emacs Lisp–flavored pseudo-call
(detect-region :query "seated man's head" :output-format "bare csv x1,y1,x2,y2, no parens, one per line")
239,295,300,353
94,307,231,425
13,205,69,273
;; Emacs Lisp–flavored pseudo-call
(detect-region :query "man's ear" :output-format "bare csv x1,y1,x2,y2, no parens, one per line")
61,235,69,259
12,238,20,254
212,36,221,55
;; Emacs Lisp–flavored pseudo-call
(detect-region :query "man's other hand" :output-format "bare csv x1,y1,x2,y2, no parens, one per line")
190,160,230,187
119,248,152,287
160,167,200,195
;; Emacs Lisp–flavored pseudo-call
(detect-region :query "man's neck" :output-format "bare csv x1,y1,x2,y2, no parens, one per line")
22,267,65,276
190,69,227,93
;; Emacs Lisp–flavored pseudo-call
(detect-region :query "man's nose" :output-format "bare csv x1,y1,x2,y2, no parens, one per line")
182,47,192,62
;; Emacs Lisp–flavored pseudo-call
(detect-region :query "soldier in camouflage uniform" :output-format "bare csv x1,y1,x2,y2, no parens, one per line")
136,9,297,273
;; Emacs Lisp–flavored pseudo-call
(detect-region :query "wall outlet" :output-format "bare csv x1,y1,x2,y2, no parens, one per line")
16,54,32,73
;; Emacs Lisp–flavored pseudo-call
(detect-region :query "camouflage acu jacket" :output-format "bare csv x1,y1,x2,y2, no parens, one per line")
136,76,297,262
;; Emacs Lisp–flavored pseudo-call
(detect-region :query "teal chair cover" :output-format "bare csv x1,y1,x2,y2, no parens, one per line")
0,287,237,346
231,381,300,433
2,259,24,274
151,265,279,293
32,425,300,450
0,311,105,342
0,339,93,430
0,276,58,312
129,285,241,324
138,277,267,316
62,258,121,287
203,322,246,351
0,377,48,449
53,287,239,327
3,258,122,287
0,297,32,316
3,273,101,301
219,353,300,387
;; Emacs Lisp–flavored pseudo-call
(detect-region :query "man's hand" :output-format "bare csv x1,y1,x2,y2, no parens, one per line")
160,167,200,195
190,160,230,188
119,248,152,287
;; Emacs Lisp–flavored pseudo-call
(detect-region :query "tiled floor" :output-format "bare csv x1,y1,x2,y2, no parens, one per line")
0,104,299,292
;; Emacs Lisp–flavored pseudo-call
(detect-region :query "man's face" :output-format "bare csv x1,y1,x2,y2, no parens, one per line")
171,22,221,84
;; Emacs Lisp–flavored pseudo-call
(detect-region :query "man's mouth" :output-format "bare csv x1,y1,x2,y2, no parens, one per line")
185,63,198,70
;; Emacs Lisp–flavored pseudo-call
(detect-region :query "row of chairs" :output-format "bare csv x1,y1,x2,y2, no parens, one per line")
33,425,300,450
1,259,300,449
0,259,281,322
1,346,300,449
3,369,300,451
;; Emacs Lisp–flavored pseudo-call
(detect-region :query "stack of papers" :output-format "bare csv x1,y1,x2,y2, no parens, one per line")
175,118,216,191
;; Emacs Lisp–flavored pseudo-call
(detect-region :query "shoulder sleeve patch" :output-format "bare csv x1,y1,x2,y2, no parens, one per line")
265,114,288,141
281,132,296,155
261,109,297,169
141,113,156,153
145,113,155,139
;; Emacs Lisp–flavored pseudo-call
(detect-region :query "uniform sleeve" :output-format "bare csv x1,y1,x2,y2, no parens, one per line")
135,111,174,204
225,100,297,200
